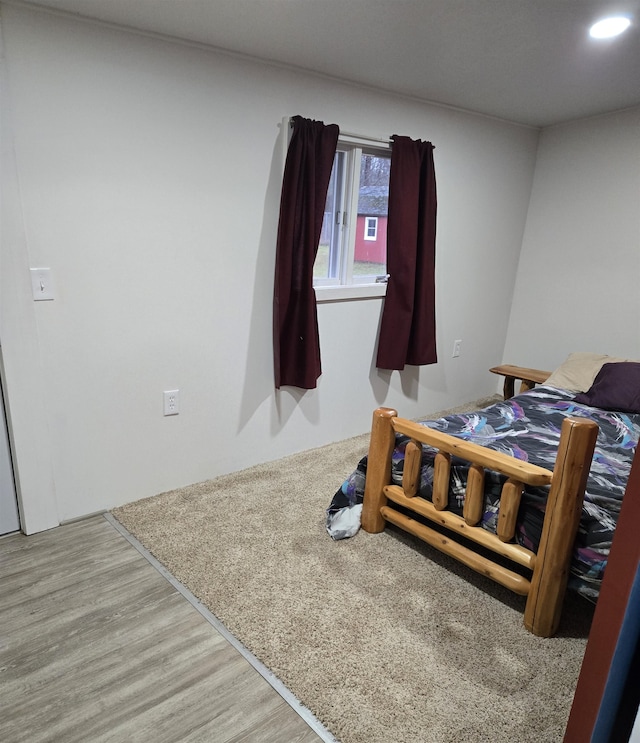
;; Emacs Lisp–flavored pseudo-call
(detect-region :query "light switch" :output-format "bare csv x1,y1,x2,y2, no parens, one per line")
30,268,56,301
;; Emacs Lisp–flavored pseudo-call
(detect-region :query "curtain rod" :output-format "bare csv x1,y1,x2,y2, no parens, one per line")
288,117,392,145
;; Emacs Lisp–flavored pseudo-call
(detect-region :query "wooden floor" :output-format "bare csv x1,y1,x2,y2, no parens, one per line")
0,516,328,743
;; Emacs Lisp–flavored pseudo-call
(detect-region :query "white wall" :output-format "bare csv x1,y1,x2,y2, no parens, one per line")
503,106,640,370
0,4,538,531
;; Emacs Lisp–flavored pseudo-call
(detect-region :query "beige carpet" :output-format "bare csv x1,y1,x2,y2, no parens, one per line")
112,396,593,743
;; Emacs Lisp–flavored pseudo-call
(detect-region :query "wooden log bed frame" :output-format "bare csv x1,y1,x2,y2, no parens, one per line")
361,404,599,637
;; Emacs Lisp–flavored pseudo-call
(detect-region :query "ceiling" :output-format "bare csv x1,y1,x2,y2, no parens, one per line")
17,0,640,127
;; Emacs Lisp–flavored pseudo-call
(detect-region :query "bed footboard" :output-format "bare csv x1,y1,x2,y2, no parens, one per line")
361,407,598,637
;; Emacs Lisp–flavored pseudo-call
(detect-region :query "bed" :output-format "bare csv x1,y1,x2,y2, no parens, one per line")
326,354,640,637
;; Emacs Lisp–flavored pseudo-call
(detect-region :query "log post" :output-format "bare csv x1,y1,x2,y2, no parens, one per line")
464,464,485,525
361,407,397,533
402,440,422,497
497,479,524,542
432,451,451,510
524,417,598,637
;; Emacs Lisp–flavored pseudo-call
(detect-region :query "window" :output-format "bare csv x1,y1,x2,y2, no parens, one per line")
314,138,391,294
364,217,378,241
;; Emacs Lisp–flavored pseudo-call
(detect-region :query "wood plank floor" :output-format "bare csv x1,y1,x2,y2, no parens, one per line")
0,516,328,743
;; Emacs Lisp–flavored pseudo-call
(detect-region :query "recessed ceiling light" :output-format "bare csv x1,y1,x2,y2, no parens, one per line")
589,16,632,38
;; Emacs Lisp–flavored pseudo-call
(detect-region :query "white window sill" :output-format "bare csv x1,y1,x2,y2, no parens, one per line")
315,283,387,303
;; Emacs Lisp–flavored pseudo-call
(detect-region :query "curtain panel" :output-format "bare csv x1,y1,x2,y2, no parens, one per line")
376,135,438,370
273,116,339,389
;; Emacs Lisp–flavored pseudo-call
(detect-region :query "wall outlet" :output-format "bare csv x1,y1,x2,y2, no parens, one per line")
452,339,462,358
163,390,180,416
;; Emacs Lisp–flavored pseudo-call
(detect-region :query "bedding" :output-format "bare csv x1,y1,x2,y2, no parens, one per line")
544,351,627,392
574,362,640,414
327,385,640,602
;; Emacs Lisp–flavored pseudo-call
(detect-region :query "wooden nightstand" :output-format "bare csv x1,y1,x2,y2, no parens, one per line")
489,364,552,399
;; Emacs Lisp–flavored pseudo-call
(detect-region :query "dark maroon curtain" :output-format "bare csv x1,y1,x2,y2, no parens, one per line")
273,116,339,389
376,135,437,371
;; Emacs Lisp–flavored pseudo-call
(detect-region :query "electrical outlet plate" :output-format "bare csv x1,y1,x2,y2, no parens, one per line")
163,390,180,416
452,340,462,358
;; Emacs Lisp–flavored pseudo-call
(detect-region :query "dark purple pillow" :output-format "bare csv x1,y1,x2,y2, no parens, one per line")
574,362,640,414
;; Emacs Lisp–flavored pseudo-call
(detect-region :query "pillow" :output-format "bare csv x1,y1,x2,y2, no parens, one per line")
544,352,627,392
574,362,640,414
